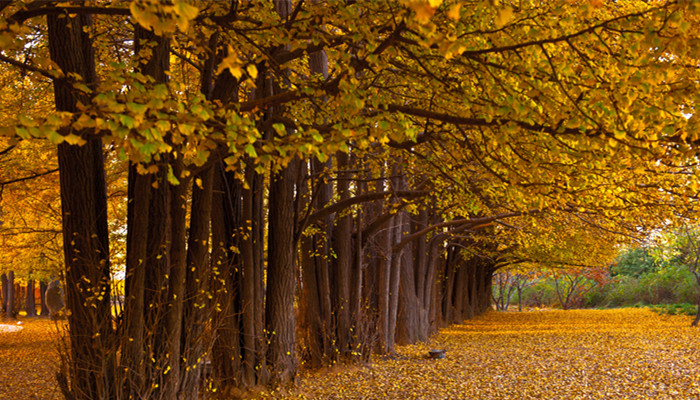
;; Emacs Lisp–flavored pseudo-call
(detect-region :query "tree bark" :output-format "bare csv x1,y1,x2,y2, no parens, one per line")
163,160,189,400
377,212,394,354
25,279,36,317
122,164,151,397
48,11,115,400
40,280,49,317
1,273,7,317
334,151,353,355
179,165,214,400
266,158,298,386
210,164,243,392
6,271,14,319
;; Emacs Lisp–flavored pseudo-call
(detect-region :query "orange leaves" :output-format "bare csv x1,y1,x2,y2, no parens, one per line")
260,309,700,399
5,310,700,399
0,319,63,400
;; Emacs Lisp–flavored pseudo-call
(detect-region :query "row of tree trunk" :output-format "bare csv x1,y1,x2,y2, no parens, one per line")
0,272,50,318
47,9,497,400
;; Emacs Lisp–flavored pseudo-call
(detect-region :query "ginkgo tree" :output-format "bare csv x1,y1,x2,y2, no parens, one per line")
2,0,700,399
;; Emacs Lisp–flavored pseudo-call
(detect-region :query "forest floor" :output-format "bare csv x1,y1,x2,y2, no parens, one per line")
1,308,698,400
0,317,62,399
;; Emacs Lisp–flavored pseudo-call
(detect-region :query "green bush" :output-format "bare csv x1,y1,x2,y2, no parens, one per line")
583,264,697,308
518,279,558,308
509,263,699,310
649,303,698,316
612,247,657,278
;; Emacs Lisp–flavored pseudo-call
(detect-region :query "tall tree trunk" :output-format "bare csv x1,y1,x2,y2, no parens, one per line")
242,165,260,386
387,211,403,354
350,172,365,354
453,264,466,323
334,151,353,355
377,213,394,354
210,165,243,392
6,271,14,319
1,273,7,317
163,160,190,400
179,165,215,400
300,157,335,367
266,158,298,386
264,0,298,387
122,164,151,397
25,279,36,317
48,12,114,400
40,280,49,317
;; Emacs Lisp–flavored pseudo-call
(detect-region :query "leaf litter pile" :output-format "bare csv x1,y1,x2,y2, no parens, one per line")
2,309,699,399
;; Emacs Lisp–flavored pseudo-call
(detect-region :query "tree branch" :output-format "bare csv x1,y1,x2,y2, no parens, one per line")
0,168,59,186
305,189,428,226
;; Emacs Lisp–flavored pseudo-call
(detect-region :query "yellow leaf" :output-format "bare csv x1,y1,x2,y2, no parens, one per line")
246,64,258,80
494,6,514,28
447,4,462,20
411,2,436,24
64,134,87,146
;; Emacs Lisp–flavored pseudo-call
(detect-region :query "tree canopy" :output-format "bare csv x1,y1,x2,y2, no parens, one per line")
2,0,700,398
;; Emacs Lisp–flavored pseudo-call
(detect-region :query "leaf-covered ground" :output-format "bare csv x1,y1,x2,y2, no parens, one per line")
265,309,700,399
3,309,699,399
0,318,62,400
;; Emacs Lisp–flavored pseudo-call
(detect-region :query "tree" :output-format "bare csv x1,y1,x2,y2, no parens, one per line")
4,1,700,398
652,222,700,326
613,246,658,278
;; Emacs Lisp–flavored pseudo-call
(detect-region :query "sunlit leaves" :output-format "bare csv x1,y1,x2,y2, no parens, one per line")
129,0,199,35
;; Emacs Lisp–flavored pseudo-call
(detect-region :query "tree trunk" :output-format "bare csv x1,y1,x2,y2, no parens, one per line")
48,12,114,400
162,160,189,400
300,157,334,367
1,273,6,317
350,173,365,355
210,165,243,392
122,164,151,397
179,165,215,400
693,280,700,327
453,264,466,323
266,158,298,386
40,280,49,317
25,279,36,317
377,213,393,354
242,165,260,386
0,273,6,316
442,248,457,325
334,151,353,355
6,271,14,319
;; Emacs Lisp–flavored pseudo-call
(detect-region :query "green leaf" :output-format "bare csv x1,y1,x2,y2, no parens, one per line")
64,134,87,146
167,165,180,185
244,144,258,158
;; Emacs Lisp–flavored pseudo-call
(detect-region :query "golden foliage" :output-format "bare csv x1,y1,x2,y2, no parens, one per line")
264,309,700,399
